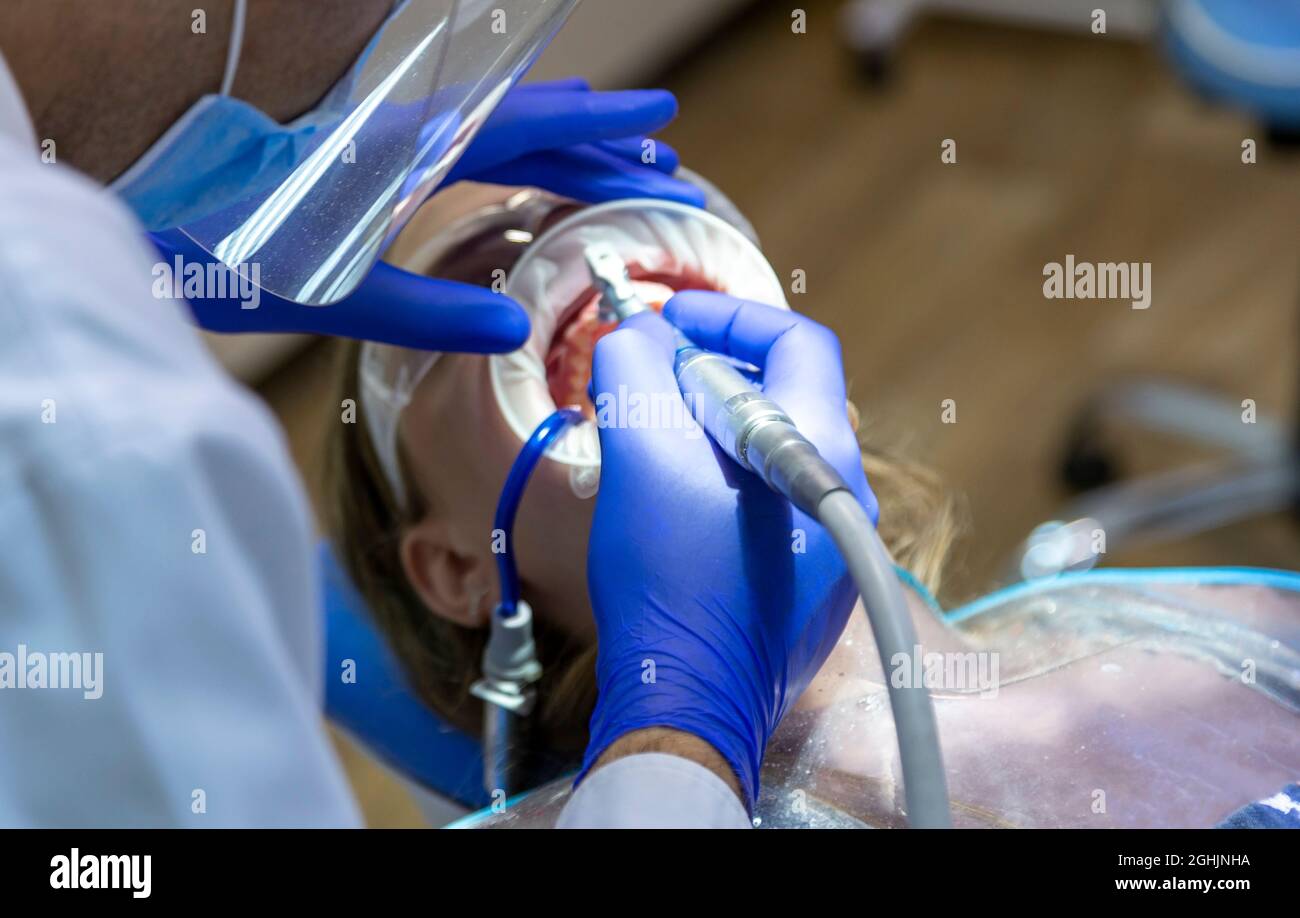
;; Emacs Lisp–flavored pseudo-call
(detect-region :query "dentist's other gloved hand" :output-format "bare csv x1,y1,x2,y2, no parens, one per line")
444,79,705,207
150,229,531,353
154,79,703,352
581,293,878,808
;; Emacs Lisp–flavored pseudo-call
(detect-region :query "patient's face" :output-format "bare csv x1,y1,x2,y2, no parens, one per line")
385,188,721,647
399,348,599,642
395,272,688,643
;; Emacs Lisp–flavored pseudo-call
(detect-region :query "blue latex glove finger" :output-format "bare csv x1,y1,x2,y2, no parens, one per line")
665,291,847,404
593,136,681,175
515,76,592,93
445,87,680,185
665,291,875,515
593,312,685,419
582,304,866,807
150,230,529,352
516,79,682,172
467,144,706,208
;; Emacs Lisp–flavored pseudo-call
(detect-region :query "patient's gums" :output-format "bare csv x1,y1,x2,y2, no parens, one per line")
546,273,687,416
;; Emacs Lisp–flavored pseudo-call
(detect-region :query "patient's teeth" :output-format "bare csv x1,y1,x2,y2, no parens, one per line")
544,280,677,420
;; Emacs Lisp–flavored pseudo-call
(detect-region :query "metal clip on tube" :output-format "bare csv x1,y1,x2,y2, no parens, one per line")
470,600,543,797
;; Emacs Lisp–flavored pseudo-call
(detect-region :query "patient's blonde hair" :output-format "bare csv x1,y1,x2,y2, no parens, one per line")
322,341,961,760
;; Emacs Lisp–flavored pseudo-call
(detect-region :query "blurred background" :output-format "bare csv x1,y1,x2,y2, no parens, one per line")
230,0,1299,825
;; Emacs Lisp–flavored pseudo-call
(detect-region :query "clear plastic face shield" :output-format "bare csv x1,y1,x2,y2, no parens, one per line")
179,0,579,306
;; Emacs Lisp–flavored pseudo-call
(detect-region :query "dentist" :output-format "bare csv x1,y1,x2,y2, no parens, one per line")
0,0,867,828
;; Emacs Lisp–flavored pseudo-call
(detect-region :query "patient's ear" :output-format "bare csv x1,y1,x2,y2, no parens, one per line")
400,517,492,629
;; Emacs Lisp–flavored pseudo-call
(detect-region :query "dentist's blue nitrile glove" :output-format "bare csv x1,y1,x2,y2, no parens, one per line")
154,79,702,350
150,229,531,353
443,79,705,207
581,293,878,808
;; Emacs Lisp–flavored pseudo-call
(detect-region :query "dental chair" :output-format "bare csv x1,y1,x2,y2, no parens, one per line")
320,544,489,824
1014,0,1300,578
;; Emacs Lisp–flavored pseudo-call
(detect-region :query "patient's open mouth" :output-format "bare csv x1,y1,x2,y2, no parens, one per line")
544,266,712,419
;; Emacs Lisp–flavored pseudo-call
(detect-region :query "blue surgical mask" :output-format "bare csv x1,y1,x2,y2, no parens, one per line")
109,94,334,232
109,0,576,306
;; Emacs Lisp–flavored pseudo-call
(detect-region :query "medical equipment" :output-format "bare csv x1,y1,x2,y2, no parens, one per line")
492,195,781,497
454,566,1300,828
583,245,953,828
139,55,702,346
1017,381,1298,579
470,408,582,796
146,0,581,306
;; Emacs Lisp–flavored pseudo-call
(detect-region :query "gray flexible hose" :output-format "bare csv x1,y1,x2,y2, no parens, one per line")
818,490,952,828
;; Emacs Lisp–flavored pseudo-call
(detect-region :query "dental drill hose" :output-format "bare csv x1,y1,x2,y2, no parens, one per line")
818,491,952,828
585,243,952,828
692,367,954,827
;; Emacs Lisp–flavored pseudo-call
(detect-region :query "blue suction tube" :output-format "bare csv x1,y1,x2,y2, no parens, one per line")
492,408,585,616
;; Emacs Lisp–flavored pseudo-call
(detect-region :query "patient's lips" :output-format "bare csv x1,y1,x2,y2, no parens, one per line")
545,268,713,418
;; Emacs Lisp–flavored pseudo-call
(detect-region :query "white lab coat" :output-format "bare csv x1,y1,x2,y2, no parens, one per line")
0,54,747,829
0,57,360,827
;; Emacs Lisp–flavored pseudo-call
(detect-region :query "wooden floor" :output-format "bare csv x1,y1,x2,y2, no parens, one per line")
262,1,1300,826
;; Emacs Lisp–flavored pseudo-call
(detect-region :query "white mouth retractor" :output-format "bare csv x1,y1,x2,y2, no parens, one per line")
493,196,791,499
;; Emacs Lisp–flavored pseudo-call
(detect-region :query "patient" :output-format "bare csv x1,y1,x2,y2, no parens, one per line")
323,186,958,774
324,188,1299,827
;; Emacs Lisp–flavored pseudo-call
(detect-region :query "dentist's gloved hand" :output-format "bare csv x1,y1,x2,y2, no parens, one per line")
150,229,531,353
581,293,878,808
154,79,702,352
443,79,705,207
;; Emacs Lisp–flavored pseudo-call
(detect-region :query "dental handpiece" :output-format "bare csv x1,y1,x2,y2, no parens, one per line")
583,243,847,517
583,242,953,828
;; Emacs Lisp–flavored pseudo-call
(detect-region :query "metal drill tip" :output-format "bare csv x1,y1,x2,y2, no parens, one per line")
583,242,627,286
584,242,646,322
